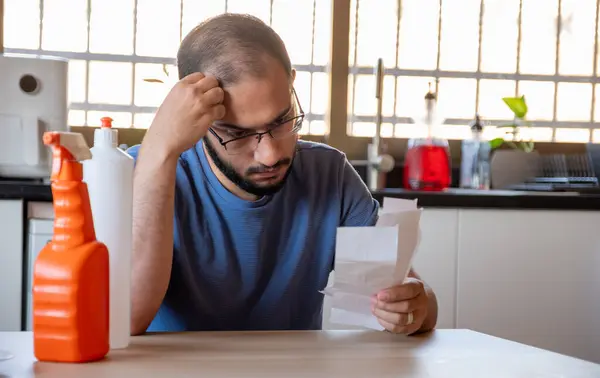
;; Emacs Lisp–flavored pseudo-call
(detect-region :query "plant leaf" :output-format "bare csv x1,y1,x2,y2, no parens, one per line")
143,78,164,83
162,64,170,76
502,96,528,118
489,137,505,149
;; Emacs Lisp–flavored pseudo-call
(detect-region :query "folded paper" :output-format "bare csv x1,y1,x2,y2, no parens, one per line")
323,197,422,330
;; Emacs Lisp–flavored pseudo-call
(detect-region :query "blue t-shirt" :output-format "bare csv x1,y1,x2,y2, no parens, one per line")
127,139,379,332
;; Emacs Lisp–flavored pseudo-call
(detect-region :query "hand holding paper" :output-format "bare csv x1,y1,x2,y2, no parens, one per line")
323,197,423,331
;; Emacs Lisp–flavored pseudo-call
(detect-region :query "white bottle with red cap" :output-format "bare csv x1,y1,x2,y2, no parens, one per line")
83,116,134,349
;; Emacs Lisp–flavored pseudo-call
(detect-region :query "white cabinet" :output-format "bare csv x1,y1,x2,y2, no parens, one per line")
0,200,24,331
456,209,600,363
411,208,458,329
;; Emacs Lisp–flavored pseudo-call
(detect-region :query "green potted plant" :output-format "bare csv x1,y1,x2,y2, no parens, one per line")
488,95,540,189
489,95,535,152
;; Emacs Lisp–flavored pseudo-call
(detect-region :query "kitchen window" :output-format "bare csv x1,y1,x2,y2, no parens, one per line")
2,0,331,136
2,0,600,144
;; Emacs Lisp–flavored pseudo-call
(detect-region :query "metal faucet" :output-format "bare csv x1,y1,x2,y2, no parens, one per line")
366,58,395,191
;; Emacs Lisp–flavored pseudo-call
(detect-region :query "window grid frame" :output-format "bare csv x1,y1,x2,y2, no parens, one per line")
3,0,327,132
347,0,600,142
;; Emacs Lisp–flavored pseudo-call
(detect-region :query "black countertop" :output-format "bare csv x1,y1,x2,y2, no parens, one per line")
2,180,600,211
0,180,52,202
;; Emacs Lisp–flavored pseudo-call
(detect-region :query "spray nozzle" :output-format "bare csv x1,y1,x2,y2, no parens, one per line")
43,132,92,181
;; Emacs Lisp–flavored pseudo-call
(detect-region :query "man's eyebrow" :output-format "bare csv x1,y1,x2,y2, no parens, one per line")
213,105,292,130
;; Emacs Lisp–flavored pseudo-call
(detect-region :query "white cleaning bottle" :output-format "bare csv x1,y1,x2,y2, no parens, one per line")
83,117,134,349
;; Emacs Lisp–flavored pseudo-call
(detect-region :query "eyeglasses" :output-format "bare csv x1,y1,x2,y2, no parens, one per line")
208,88,305,155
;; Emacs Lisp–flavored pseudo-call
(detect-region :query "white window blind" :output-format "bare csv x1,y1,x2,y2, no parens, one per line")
3,0,331,135
348,0,600,143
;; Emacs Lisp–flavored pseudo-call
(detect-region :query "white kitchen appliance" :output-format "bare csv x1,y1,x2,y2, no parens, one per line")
0,54,69,179
25,218,54,331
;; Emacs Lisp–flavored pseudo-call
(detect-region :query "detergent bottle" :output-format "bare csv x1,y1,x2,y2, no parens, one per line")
33,131,109,363
83,116,134,349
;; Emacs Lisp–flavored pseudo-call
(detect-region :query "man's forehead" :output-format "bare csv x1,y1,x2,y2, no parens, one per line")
215,81,292,129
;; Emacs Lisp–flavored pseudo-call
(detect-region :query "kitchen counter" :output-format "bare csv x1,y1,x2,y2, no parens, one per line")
3,179,600,210
372,188,600,210
1,329,599,377
0,180,51,202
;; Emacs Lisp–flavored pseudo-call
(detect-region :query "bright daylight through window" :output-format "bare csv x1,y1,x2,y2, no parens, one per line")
3,0,600,143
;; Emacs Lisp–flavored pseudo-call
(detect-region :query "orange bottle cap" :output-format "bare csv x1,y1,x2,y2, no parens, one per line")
100,117,113,129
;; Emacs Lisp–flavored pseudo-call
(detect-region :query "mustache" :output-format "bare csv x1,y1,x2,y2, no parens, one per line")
246,158,292,174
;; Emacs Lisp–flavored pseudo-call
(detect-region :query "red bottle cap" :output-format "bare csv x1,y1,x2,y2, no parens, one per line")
100,117,113,128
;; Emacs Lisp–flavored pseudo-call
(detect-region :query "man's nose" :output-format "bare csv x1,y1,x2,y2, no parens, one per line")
253,134,281,167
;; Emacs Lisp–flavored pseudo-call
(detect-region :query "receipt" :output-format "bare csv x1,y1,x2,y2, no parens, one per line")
323,197,422,330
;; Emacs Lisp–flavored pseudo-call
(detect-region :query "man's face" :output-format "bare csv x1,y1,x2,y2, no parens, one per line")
203,59,300,197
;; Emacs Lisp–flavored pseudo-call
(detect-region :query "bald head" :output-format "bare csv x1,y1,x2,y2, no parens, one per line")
177,13,293,87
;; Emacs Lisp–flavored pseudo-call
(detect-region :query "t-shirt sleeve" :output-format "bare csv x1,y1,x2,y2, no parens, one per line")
338,154,380,227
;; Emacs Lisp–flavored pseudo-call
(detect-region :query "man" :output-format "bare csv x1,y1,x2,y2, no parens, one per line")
128,13,438,335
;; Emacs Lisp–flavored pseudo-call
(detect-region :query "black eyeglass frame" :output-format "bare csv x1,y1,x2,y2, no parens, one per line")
208,88,305,153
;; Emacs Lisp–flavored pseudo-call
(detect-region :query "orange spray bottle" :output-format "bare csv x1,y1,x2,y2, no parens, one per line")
32,131,110,363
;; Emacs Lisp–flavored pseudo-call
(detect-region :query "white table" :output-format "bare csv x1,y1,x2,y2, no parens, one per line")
1,329,599,377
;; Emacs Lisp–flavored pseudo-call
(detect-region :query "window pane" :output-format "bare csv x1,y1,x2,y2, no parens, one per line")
594,86,600,122
556,83,592,122
88,61,133,105
347,75,355,114
592,129,600,143
312,0,332,66
310,121,327,135
136,0,181,57
352,122,375,137
518,127,553,142
133,113,156,129
517,81,555,121
349,0,358,66
272,1,313,65
89,0,134,55
68,110,86,126
181,0,226,38
87,111,133,128
559,0,596,76
380,123,394,138
311,72,330,115
42,0,88,52
395,76,436,118
4,0,40,49
555,128,591,143
395,123,427,139
354,0,399,68
397,0,439,70
298,119,310,135
519,0,558,75
437,78,477,119
353,75,376,116
226,0,271,23
68,60,87,104
478,80,517,119
351,75,396,118
480,0,519,73
439,0,480,72
294,71,312,114
134,63,176,107
435,125,472,140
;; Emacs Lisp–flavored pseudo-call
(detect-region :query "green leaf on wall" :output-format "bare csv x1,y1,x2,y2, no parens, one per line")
502,96,528,118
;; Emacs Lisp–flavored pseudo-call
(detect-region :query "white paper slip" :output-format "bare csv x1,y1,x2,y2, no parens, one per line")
323,197,423,330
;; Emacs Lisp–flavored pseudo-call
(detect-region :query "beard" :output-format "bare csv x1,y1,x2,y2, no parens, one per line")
202,137,296,197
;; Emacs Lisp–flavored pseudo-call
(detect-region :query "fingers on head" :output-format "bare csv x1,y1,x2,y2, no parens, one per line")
181,72,205,83
204,86,225,105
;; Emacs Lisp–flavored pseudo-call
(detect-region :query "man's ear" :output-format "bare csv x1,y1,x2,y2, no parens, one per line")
291,68,296,83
